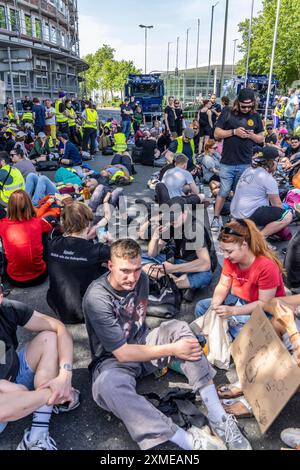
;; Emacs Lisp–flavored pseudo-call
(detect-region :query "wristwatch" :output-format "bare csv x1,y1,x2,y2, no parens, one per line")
60,363,73,372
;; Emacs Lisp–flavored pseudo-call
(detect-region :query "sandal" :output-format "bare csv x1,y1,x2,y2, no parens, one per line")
217,382,243,399
222,396,253,418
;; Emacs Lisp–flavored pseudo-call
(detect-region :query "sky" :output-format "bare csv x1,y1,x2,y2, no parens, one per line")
78,0,263,72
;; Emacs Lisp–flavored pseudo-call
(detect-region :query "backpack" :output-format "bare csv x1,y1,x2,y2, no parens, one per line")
284,229,300,289
36,161,59,172
147,264,182,319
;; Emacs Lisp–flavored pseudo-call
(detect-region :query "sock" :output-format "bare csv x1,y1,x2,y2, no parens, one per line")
199,384,227,424
170,428,194,450
29,405,53,442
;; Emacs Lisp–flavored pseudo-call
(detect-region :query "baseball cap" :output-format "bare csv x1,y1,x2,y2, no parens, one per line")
253,146,279,162
38,132,46,138
279,128,288,135
59,91,66,98
266,124,273,130
16,131,26,138
183,128,195,139
238,88,255,103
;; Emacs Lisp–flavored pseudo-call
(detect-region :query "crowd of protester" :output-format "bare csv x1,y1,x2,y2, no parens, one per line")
0,87,300,452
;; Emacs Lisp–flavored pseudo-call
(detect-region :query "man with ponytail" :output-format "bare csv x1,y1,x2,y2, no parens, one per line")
195,218,286,339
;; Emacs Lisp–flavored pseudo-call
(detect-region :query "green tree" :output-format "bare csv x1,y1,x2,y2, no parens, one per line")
237,0,300,89
83,44,115,96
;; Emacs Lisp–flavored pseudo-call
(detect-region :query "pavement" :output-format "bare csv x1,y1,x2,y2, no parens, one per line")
0,148,300,451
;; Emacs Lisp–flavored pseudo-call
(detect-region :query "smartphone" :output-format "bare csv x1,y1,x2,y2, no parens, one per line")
97,226,107,243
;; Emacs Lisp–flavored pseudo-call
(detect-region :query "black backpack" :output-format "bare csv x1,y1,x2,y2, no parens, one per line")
284,230,300,289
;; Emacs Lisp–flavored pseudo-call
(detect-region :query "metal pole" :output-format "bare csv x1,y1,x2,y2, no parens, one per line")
245,0,255,86
213,68,218,94
232,39,238,76
183,28,190,104
167,42,172,99
220,0,229,98
7,47,17,119
176,36,179,97
145,28,147,74
265,0,281,121
194,18,200,103
206,2,219,97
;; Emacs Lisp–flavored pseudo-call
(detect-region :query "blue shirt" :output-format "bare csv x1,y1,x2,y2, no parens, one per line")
64,141,82,165
32,104,46,127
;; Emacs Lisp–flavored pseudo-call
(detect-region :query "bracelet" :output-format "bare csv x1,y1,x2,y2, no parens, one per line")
290,332,300,340
232,129,235,137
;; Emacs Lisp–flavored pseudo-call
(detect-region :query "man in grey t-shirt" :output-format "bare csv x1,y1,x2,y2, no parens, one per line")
83,239,251,451
230,146,292,238
10,147,37,178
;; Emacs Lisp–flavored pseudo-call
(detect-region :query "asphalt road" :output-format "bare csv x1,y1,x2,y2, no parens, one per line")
0,150,300,451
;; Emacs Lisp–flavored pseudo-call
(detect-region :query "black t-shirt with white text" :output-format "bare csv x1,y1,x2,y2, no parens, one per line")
47,236,110,324
216,108,264,165
0,299,34,381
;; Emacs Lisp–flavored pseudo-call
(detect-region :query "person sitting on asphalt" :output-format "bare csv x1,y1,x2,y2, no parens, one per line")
47,202,110,324
112,126,128,153
0,151,25,207
83,238,251,451
57,133,82,167
195,218,286,340
14,131,29,159
29,132,51,164
136,130,161,166
165,127,197,171
0,190,52,287
10,147,37,179
161,154,205,205
142,197,213,298
286,135,300,159
0,289,79,450
230,146,293,242
198,139,221,197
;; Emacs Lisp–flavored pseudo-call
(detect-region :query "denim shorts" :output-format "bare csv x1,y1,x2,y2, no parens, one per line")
0,346,35,435
142,254,213,289
219,163,250,199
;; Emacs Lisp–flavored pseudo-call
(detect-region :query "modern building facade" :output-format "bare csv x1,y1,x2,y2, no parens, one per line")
0,0,88,107
161,64,233,102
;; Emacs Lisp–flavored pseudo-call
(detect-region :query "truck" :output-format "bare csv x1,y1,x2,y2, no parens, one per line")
223,74,279,116
125,74,164,121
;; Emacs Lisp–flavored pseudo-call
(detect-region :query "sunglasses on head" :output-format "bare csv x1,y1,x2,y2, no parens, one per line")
220,219,247,238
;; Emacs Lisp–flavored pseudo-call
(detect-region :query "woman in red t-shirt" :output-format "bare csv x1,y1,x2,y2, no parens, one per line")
195,218,286,339
0,190,52,287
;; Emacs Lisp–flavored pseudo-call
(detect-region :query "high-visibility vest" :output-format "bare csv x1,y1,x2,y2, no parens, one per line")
112,132,127,153
176,136,196,165
55,99,68,123
83,108,98,130
0,166,25,205
67,107,76,127
22,112,33,122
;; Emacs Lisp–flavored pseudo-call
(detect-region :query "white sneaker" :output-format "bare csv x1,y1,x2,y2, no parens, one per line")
211,217,222,233
210,415,252,450
188,425,227,450
281,428,300,449
17,429,57,450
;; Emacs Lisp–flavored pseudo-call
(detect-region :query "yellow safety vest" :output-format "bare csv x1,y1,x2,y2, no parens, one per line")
176,136,196,165
83,108,98,130
113,133,127,153
67,107,76,127
55,99,68,123
0,165,25,205
22,112,33,122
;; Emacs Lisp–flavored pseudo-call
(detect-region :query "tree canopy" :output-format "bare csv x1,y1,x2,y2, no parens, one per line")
83,45,141,100
237,0,300,89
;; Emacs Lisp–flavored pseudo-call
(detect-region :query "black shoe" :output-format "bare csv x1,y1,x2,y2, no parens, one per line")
182,288,196,303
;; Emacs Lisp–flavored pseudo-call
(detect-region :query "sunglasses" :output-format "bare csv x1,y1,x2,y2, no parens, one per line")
220,227,243,238
239,103,253,110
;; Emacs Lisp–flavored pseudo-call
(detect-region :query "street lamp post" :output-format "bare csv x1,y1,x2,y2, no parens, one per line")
245,0,255,86
176,36,180,98
220,0,229,97
265,0,281,121
206,1,219,97
194,18,200,103
167,42,173,97
183,28,191,104
232,38,238,76
139,24,154,74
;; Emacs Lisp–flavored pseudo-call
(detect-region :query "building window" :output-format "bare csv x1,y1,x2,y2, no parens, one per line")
0,5,7,29
43,22,50,41
7,73,28,87
9,9,19,32
51,26,57,44
35,18,42,39
36,74,48,89
25,15,32,36
35,59,47,71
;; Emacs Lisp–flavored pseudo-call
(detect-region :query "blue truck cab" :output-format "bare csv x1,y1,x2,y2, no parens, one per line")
125,74,164,120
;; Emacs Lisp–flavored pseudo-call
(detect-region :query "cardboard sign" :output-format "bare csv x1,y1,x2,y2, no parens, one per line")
231,306,300,434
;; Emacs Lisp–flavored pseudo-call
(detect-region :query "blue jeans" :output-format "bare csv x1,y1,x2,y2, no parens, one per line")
26,173,57,206
0,346,35,434
122,120,131,140
142,254,213,289
195,294,251,339
219,163,250,199
286,117,295,133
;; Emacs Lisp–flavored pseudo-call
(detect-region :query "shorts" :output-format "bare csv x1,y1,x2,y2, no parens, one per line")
0,346,35,435
219,163,250,199
249,206,290,227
